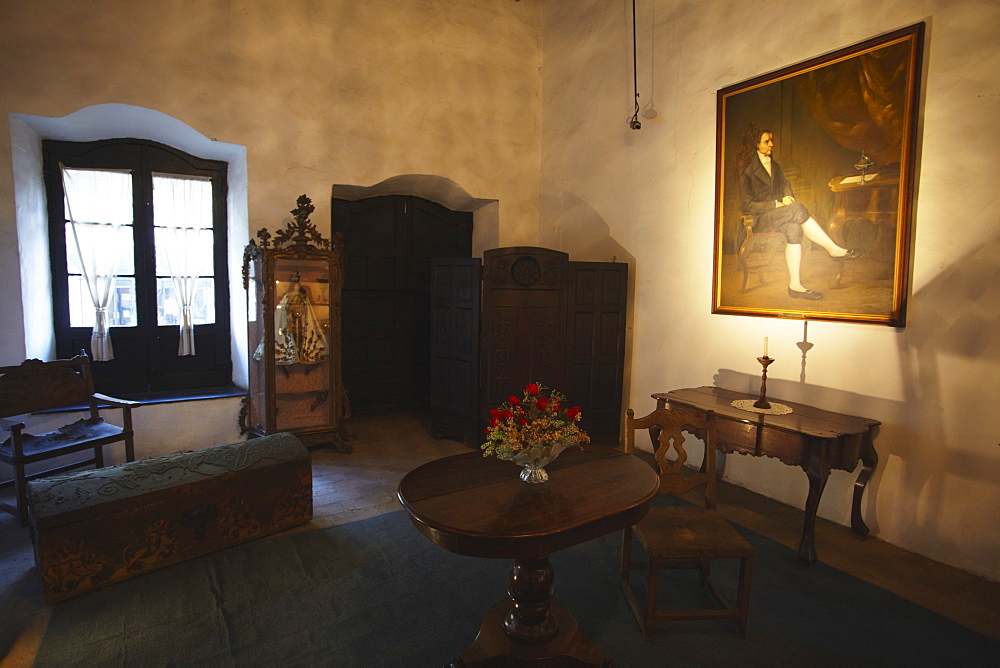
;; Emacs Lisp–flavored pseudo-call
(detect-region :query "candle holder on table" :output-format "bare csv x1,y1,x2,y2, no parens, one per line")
754,356,774,409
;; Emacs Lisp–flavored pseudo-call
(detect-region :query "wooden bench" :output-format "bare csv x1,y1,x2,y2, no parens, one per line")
0,352,138,526
28,432,312,603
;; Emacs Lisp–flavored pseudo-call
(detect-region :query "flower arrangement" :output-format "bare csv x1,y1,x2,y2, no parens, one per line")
482,382,590,462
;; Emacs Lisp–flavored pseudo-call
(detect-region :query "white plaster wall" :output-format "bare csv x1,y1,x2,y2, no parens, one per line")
0,0,542,455
540,0,1000,580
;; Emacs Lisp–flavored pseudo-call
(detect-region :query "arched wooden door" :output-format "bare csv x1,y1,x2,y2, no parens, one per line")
332,195,473,414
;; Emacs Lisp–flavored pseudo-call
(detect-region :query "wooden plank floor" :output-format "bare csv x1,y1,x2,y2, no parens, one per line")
2,412,998,665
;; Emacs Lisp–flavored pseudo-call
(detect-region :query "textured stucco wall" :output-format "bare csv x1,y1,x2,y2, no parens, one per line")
540,0,1000,580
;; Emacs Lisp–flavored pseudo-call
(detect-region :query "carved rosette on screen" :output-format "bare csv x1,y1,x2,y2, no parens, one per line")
240,195,354,453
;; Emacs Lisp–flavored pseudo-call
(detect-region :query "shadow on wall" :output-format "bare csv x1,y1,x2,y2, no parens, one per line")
538,189,637,427
902,233,1000,359
538,190,633,264
892,232,1000,574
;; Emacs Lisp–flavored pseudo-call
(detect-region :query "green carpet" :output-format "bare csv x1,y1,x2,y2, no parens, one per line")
35,509,999,667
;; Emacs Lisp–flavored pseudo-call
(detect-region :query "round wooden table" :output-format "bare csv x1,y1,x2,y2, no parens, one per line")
397,445,659,666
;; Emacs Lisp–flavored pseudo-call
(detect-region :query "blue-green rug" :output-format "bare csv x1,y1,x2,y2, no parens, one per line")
34,509,998,667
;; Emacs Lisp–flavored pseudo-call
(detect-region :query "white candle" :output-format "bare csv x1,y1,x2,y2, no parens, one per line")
764,337,769,358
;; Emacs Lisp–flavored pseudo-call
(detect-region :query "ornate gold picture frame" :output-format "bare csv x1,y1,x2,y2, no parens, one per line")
712,23,924,327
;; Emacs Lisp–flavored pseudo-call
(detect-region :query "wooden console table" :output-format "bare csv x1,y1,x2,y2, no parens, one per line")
652,386,880,565
397,445,658,666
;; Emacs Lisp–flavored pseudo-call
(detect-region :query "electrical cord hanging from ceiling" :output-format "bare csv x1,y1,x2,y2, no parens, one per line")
628,0,641,130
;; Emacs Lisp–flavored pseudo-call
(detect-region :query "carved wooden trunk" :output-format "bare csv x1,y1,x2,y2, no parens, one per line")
28,432,312,603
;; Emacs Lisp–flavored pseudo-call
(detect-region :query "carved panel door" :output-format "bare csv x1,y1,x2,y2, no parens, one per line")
429,258,482,444
565,261,628,445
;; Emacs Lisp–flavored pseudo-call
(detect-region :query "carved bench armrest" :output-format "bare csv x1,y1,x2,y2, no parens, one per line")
0,417,26,433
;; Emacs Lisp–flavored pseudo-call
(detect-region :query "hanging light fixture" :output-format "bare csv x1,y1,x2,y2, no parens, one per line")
628,0,641,130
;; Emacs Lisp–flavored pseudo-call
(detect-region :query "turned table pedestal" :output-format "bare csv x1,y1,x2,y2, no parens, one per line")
397,445,658,666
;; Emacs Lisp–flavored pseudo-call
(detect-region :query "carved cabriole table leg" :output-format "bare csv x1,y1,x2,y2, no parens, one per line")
800,436,831,565
851,431,879,539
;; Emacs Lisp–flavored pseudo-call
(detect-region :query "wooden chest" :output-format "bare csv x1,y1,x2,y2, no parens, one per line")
28,432,312,603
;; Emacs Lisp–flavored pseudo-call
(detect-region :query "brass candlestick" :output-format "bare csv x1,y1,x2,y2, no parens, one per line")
754,356,774,409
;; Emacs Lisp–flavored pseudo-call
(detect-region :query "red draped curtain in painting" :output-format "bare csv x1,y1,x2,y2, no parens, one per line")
793,41,912,169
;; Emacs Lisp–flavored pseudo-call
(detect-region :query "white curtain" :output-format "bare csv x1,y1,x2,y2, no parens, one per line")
153,174,213,356
60,165,132,361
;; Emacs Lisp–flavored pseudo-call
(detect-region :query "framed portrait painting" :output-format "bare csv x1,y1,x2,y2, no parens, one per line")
712,23,924,327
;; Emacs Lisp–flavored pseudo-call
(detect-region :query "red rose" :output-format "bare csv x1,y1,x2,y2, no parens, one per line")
518,417,529,425
567,407,581,420
536,397,548,410
525,383,540,396
508,395,521,406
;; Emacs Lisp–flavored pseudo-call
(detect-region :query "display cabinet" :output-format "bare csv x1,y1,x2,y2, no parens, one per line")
240,195,352,452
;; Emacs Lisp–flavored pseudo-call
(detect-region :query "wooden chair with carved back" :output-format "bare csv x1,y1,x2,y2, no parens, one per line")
737,211,787,294
620,406,754,637
0,352,139,526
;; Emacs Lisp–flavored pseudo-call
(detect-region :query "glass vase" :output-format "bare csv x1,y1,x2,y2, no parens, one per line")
506,441,573,484
519,461,549,483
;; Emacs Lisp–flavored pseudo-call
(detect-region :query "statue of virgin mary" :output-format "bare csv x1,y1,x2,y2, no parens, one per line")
255,269,328,365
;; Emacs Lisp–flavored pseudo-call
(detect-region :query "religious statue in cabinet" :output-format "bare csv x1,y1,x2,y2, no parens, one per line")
240,195,352,453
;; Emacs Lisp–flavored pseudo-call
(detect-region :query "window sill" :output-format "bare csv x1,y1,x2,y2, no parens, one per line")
33,385,245,415
116,385,246,406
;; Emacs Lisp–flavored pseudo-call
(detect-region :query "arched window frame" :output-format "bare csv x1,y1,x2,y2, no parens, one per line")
43,138,232,394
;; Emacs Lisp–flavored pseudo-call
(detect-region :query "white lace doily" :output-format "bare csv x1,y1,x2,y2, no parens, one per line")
731,399,793,415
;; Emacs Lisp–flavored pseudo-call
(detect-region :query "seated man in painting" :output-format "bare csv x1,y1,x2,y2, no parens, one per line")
738,125,863,300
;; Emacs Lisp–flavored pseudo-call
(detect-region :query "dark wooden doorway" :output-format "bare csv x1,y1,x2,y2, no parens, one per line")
332,195,473,415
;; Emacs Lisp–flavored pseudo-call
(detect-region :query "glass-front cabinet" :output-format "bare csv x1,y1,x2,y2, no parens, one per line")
240,195,351,452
